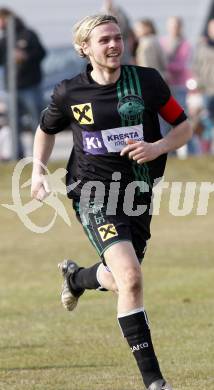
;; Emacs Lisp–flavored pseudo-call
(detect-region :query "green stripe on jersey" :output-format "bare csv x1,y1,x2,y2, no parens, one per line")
131,66,142,96
124,66,135,95
124,66,139,126
132,161,152,194
117,78,126,126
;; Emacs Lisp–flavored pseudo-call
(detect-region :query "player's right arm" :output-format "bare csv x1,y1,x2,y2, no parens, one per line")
31,127,55,201
31,80,71,201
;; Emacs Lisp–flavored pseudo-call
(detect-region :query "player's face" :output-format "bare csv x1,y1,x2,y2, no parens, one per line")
83,22,124,72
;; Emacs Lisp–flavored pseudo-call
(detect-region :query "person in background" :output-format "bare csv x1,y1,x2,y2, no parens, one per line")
160,16,191,107
193,18,214,154
134,19,166,78
0,7,46,158
0,96,12,160
160,16,198,155
101,0,137,63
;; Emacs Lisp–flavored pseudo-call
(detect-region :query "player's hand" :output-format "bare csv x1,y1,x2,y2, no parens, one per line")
120,138,162,164
31,173,51,202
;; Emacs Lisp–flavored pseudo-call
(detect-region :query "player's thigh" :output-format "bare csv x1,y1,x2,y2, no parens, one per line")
73,200,132,264
73,200,142,289
130,212,151,263
104,241,142,291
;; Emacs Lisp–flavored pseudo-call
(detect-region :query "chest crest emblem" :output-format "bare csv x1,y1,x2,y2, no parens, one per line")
117,95,144,121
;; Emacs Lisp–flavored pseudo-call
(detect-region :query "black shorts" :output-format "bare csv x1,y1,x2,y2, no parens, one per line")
73,199,151,265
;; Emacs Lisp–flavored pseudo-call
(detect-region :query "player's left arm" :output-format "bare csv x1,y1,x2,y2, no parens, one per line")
120,69,192,164
120,118,192,164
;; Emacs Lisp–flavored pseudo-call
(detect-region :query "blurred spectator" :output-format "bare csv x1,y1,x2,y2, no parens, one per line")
193,18,214,153
101,0,136,63
0,7,46,158
134,19,166,77
160,16,199,155
0,97,12,160
161,16,191,109
185,91,205,154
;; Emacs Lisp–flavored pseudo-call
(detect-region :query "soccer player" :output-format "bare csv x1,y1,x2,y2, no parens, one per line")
31,15,192,390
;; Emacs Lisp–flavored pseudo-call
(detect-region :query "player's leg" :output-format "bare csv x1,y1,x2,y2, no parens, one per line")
104,241,165,389
73,261,117,291
59,259,117,292
58,259,118,311
58,200,121,310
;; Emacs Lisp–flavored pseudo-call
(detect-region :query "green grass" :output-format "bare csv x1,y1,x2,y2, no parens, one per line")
0,157,214,390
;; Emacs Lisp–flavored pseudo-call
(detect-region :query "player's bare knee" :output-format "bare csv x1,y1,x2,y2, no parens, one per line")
120,268,142,295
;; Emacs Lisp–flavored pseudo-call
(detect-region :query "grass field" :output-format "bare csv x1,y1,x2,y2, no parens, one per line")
0,157,213,390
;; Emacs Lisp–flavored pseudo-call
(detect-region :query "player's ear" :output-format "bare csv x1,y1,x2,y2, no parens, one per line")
82,41,90,56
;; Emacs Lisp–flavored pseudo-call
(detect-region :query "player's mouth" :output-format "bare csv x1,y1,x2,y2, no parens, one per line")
106,52,121,58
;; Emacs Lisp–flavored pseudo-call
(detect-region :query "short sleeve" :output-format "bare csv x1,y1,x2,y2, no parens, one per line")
40,81,71,134
152,69,171,109
153,70,187,126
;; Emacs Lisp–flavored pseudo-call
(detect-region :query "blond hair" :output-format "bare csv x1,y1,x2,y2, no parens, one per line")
73,14,118,57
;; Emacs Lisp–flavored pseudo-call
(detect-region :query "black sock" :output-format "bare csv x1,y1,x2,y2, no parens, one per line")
118,310,163,388
70,262,102,291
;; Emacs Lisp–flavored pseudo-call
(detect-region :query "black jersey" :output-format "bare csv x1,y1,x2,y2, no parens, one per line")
40,64,187,201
